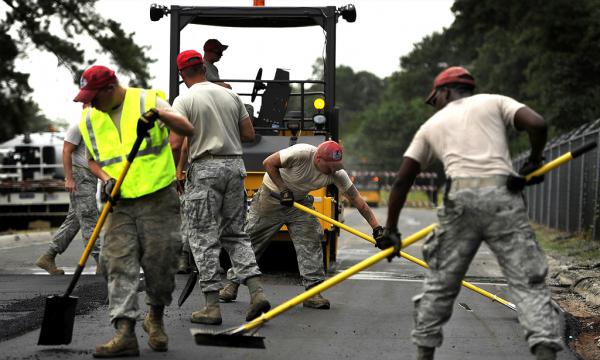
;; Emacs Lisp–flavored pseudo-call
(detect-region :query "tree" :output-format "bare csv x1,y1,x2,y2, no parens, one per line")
0,0,155,142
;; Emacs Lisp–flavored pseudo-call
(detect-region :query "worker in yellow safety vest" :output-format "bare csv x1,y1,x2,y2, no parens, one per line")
75,65,194,358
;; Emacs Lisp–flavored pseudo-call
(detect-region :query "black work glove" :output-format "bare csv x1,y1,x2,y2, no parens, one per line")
137,108,160,135
519,157,545,185
375,228,402,262
280,189,294,207
372,226,384,242
101,178,119,207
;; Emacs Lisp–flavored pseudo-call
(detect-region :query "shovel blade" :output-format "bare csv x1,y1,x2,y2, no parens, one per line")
178,270,198,307
191,328,265,349
38,295,78,345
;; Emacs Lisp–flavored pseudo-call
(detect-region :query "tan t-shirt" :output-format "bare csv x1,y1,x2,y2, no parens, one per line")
404,94,525,178
262,143,353,197
172,82,248,161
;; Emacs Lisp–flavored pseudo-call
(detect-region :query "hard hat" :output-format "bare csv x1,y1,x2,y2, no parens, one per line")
425,66,475,105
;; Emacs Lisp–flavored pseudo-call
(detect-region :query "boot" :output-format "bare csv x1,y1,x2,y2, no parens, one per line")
245,276,271,321
35,251,64,275
191,292,222,325
534,344,557,360
416,346,435,360
176,253,190,274
142,305,168,352
93,318,139,358
219,280,240,302
303,293,330,309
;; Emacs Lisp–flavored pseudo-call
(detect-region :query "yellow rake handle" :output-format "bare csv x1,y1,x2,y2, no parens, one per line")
292,202,517,312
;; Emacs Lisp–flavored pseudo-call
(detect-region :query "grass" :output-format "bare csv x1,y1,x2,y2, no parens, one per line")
533,223,600,263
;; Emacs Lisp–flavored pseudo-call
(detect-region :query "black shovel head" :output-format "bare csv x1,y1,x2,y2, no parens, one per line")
38,295,78,345
178,270,198,307
191,328,265,349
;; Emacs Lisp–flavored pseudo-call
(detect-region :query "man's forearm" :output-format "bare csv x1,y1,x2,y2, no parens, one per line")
160,111,194,136
528,125,547,161
88,159,110,182
346,186,379,228
63,148,74,180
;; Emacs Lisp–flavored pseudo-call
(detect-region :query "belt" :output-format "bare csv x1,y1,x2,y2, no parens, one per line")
193,154,242,162
450,175,508,191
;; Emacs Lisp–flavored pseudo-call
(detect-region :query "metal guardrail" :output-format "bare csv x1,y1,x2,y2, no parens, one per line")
514,119,600,240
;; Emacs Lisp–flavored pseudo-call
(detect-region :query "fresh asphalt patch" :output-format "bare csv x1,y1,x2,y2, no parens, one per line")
0,278,107,342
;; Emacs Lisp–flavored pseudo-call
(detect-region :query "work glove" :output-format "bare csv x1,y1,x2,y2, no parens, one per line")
375,228,402,262
372,225,385,242
506,157,545,193
280,189,294,207
101,178,119,207
137,108,160,135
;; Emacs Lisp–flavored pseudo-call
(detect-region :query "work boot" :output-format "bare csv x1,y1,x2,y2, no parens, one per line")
191,292,222,325
35,252,64,275
534,344,557,360
142,305,168,352
416,346,435,360
219,280,240,302
303,293,330,309
93,318,139,358
245,276,271,321
176,253,190,274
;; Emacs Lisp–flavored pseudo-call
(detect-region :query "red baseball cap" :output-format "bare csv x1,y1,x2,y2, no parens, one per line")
425,66,475,105
177,50,204,71
317,140,343,163
203,39,228,53
73,65,117,103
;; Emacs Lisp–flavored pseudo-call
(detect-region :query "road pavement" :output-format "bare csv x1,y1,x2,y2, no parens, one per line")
0,207,576,359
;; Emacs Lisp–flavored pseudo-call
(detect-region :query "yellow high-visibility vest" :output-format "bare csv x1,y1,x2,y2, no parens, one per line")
79,88,175,199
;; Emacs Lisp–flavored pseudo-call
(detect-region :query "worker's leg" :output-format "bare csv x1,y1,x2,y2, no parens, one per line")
139,185,179,309
102,201,142,322
484,188,562,352
71,167,101,259
48,192,81,255
186,161,226,293
220,164,261,283
285,199,325,288
412,193,482,348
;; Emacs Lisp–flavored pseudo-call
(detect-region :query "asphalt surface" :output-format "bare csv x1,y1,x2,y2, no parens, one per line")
0,207,577,359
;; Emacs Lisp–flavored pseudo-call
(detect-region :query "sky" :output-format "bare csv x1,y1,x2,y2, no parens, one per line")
10,0,455,127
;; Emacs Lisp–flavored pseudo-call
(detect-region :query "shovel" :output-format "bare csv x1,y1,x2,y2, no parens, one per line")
191,226,430,349
38,113,156,345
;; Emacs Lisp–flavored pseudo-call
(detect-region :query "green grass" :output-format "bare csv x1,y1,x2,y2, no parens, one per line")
534,224,600,262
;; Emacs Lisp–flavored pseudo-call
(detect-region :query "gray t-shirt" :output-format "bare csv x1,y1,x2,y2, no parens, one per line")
262,143,353,197
404,94,525,178
172,81,249,161
64,121,89,169
205,61,220,82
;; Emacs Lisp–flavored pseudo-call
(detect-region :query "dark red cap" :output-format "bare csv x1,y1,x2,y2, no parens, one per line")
73,65,117,103
177,50,204,71
317,140,343,162
203,39,228,53
425,66,475,105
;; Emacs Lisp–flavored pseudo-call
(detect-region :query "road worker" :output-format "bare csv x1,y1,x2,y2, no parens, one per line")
203,39,231,89
171,50,271,325
221,141,384,309
74,65,194,357
35,117,101,275
379,66,561,360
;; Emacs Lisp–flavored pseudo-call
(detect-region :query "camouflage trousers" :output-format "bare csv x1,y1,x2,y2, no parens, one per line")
179,196,190,255
101,184,180,322
412,179,562,351
49,166,101,257
185,158,261,293
227,186,325,288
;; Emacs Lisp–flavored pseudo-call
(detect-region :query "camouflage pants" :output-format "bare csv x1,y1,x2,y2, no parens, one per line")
412,181,562,351
49,166,100,257
186,158,261,293
227,186,325,288
101,184,180,322
179,196,190,254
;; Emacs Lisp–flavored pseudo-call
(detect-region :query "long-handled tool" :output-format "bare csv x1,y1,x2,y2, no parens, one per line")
293,202,517,311
38,113,157,346
191,226,431,349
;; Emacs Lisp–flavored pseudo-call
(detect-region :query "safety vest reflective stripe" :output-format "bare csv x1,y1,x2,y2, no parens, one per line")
137,136,170,156
85,110,124,167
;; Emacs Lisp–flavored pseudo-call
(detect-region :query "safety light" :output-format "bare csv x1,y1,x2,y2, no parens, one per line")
314,98,325,110
313,114,327,126
150,4,169,21
337,4,356,23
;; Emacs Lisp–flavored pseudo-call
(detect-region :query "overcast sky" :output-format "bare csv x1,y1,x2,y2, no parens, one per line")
11,0,455,126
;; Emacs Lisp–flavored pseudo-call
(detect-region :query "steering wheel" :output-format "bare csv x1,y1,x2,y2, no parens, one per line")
251,68,266,102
